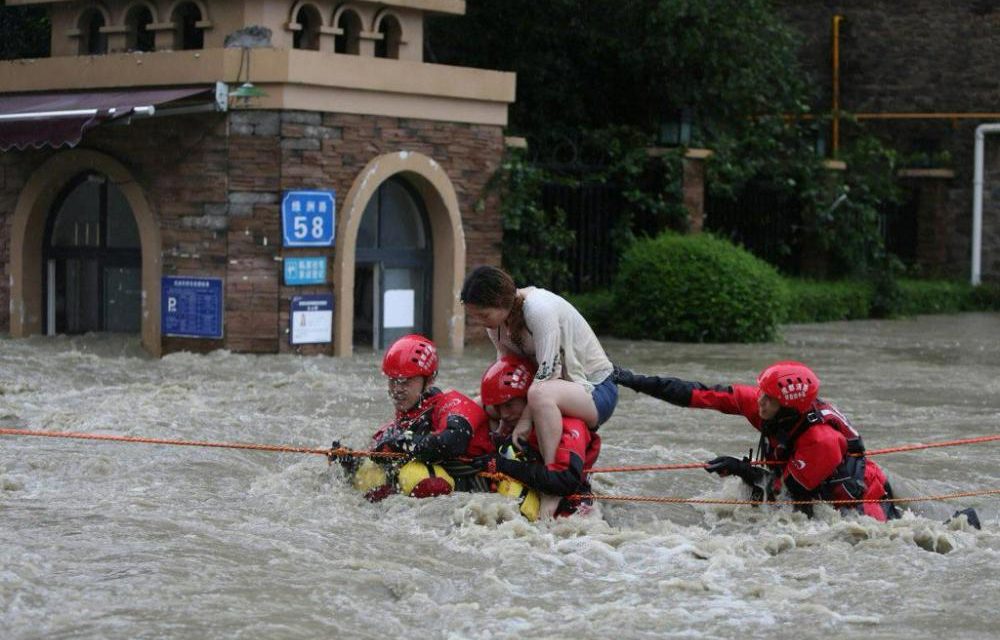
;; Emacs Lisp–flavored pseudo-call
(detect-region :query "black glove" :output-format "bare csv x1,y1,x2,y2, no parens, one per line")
374,427,414,454
611,364,636,388
468,453,500,474
704,455,763,485
329,440,358,474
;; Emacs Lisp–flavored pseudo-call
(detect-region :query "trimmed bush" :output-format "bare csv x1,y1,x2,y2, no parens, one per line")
782,279,872,323
611,233,785,342
896,279,974,315
565,289,615,335
782,277,987,324
970,282,1000,310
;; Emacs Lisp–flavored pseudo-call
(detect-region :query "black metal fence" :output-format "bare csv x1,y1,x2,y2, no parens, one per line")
705,182,805,275
541,182,624,293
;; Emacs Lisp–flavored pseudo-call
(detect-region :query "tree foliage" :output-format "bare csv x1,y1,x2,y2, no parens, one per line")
429,1,902,279
0,3,50,60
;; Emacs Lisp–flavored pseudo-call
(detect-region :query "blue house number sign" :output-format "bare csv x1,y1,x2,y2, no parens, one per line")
282,190,336,247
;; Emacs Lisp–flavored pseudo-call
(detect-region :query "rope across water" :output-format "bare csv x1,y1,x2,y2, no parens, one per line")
2,427,998,507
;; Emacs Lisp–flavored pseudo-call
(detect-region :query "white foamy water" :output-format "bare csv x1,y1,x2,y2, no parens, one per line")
2,314,999,639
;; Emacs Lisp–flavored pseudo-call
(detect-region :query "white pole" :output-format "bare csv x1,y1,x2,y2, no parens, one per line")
972,123,1000,285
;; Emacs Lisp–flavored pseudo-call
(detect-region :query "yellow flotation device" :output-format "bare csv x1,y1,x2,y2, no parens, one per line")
497,477,541,522
352,459,388,493
397,460,455,497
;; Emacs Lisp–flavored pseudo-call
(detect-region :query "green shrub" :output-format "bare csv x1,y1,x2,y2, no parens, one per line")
611,233,785,342
969,283,1000,310
896,279,974,315
782,279,871,323
782,277,982,324
566,289,615,335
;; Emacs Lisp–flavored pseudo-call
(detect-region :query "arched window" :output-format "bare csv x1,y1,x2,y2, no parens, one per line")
78,9,108,55
374,14,402,59
44,173,142,334
354,177,431,348
292,5,322,51
172,2,204,50
334,9,362,55
125,5,155,52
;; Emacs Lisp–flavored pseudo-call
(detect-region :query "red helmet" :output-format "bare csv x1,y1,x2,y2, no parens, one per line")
382,334,438,379
480,356,536,407
757,361,819,413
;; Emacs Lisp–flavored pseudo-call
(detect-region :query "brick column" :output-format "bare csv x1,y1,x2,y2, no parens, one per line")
898,168,955,275
682,148,712,233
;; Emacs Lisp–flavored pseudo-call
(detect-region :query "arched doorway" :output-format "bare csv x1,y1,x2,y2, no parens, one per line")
353,176,432,349
43,172,142,334
334,151,466,357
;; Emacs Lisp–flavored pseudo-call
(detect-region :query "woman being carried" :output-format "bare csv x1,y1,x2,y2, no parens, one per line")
460,266,617,468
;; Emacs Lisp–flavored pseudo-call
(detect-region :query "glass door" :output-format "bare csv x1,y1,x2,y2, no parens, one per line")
353,177,432,349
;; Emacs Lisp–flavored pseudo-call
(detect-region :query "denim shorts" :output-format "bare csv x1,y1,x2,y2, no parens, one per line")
591,374,619,428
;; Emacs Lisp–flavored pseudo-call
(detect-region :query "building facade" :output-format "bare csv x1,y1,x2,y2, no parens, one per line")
778,0,1000,282
0,0,515,356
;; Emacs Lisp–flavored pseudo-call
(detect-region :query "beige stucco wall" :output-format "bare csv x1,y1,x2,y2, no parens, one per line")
36,0,435,59
0,48,515,126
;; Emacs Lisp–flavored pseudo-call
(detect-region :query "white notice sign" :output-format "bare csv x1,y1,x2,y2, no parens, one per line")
290,295,333,345
383,289,415,328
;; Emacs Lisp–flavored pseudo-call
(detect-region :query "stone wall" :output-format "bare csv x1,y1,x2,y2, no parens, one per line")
0,110,505,349
777,0,1000,280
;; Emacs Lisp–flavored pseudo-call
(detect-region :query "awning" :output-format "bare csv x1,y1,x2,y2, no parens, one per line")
0,85,226,152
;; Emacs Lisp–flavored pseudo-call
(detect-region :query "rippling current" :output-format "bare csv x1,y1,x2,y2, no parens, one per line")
2,313,999,639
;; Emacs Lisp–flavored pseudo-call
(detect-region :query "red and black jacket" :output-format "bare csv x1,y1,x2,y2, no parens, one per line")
371,387,494,490
618,373,895,521
494,416,601,501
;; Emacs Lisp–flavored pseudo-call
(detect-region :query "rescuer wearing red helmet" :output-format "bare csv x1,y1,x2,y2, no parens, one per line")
331,334,494,500
471,355,602,519
613,361,899,521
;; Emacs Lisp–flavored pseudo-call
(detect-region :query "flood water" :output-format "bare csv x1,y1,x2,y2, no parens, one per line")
2,313,998,639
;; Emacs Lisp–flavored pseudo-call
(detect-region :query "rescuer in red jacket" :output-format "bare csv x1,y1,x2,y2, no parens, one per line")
614,361,899,521
471,355,601,519
331,334,494,500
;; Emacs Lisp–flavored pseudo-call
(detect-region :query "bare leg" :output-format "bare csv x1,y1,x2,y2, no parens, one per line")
539,493,562,519
527,379,598,465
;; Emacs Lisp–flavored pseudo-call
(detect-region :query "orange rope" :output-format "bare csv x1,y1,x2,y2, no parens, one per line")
571,487,1000,506
0,428,406,460
585,433,1000,474
865,433,1000,456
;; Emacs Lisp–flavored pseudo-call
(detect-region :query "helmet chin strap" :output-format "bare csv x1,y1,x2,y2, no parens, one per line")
762,406,805,439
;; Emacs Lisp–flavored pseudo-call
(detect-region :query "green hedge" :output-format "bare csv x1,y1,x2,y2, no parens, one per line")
563,237,1000,339
970,282,1000,310
610,233,786,342
782,279,872,322
566,289,616,335
782,278,999,323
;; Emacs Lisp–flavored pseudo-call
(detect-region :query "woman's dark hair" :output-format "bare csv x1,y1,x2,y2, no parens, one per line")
460,265,516,308
461,266,527,351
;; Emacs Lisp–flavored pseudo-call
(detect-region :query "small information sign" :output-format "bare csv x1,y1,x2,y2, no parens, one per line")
282,190,336,247
284,256,327,286
290,294,333,345
162,276,224,339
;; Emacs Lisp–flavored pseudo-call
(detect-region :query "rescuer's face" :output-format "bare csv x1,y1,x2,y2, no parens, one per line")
758,393,782,421
387,375,425,412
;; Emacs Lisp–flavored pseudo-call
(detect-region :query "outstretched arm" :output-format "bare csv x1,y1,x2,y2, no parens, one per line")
614,367,758,418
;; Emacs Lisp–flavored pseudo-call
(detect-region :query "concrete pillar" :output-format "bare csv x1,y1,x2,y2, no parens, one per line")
898,168,955,275
682,148,712,233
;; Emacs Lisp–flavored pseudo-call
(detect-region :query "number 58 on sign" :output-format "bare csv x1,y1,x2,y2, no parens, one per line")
282,190,336,247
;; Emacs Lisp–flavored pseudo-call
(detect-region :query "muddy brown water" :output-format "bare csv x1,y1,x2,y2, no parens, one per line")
1,313,998,639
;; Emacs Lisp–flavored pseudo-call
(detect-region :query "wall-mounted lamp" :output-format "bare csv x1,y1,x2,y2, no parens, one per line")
659,107,694,146
228,47,269,107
